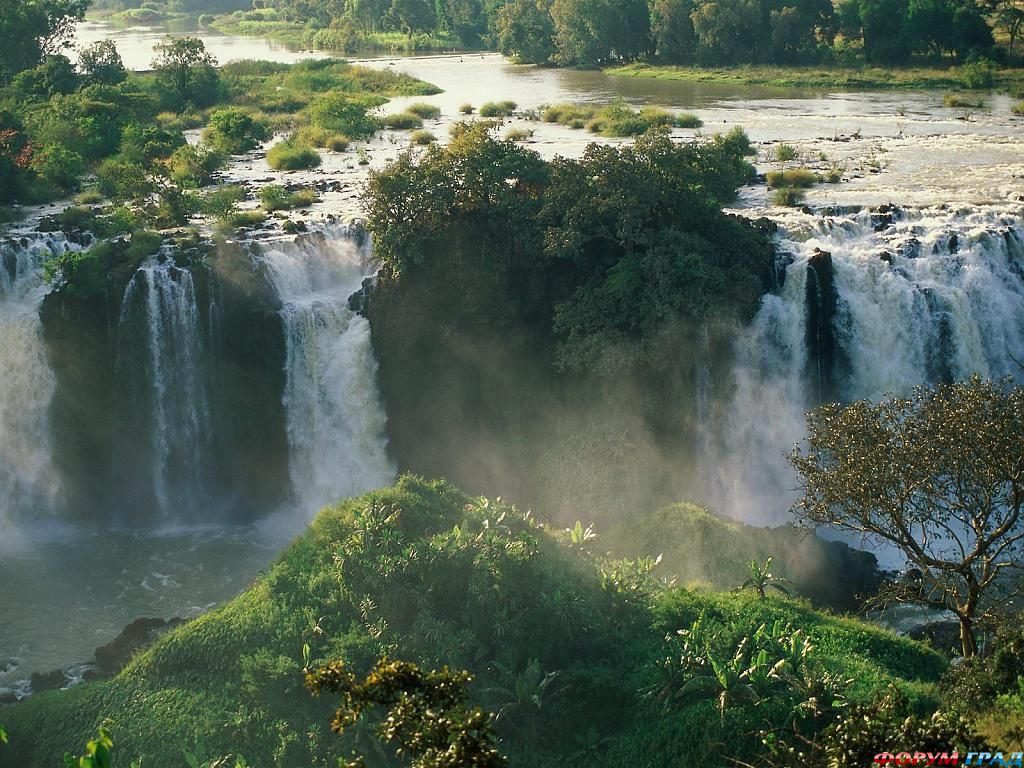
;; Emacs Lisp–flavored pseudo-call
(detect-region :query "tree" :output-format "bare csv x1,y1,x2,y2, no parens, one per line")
690,0,764,64
996,0,1024,58
202,108,270,154
651,0,697,62
306,658,508,768
78,40,127,86
788,376,1024,657
152,36,220,110
0,0,88,84
495,0,557,64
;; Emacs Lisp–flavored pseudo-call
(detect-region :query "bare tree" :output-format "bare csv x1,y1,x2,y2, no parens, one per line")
788,376,1024,657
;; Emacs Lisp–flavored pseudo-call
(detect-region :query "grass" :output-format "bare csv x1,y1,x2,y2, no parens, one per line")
2,476,948,768
406,102,441,119
294,126,351,151
606,62,1024,91
409,129,437,145
383,111,424,129
505,127,534,141
479,100,517,117
543,102,703,135
943,93,985,108
773,186,806,206
766,168,819,188
260,185,318,211
1013,101,1024,115
267,139,322,171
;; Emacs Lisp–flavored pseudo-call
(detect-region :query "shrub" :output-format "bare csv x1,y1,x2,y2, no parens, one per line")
638,106,675,127
543,103,597,124
479,100,517,117
305,93,380,139
383,111,424,129
961,58,997,90
459,103,474,114
406,102,441,119
675,112,703,128
166,144,227,188
325,134,350,151
97,159,152,201
267,139,322,170
772,186,806,206
943,93,984,108
260,184,318,211
202,185,247,219
203,108,271,154
30,144,84,190
773,143,798,163
1012,101,1023,115
409,129,436,145
766,168,818,188
505,128,533,141
75,190,104,205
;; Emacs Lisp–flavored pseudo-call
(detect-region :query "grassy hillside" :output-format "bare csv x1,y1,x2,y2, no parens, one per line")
2,476,947,767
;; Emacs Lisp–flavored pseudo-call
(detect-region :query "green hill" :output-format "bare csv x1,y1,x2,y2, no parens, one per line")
2,476,947,767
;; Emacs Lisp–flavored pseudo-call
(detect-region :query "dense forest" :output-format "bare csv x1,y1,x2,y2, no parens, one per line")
189,0,1022,66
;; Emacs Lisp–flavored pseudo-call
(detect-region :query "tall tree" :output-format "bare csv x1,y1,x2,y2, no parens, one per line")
789,376,1024,657
0,0,89,84
151,36,220,110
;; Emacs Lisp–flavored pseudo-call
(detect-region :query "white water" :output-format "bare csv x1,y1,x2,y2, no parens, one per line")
709,206,1024,524
0,233,84,540
118,261,211,519
257,229,395,514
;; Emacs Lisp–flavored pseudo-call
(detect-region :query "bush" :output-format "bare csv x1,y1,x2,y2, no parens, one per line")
325,134,350,151
766,168,818,188
675,112,703,128
543,103,596,124
383,111,424,129
459,103,474,114
260,184,318,211
772,186,806,206
961,58,997,90
943,93,984,108
203,108,271,154
409,129,436,145
1011,101,1023,115
406,102,441,119
166,144,227,188
505,128,533,141
202,185,247,220
267,139,322,170
479,100,517,117
30,144,84,190
97,159,152,201
305,93,380,139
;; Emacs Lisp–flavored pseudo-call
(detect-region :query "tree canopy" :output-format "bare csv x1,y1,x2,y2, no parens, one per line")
789,376,1024,657
0,0,88,84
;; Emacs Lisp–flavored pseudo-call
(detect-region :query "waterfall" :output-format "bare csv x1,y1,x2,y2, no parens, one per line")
0,233,83,533
707,205,1024,523
257,227,395,515
117,261,211,521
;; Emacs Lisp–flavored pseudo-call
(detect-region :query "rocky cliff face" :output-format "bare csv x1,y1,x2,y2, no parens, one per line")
40,237,290,525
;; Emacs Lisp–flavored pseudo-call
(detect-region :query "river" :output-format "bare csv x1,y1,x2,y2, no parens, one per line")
0,18,1021,697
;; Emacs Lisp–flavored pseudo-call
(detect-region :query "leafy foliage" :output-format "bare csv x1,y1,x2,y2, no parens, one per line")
366,123,769,375
307,658,507,767
789,376,1024,657
2,476,946,767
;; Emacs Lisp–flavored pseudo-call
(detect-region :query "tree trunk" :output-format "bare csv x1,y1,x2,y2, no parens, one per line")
959,614,977,658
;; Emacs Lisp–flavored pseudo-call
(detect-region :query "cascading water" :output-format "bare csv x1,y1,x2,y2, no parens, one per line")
0,233,84,536
257,227,395,514
117,260,212,521
707,205,1024,524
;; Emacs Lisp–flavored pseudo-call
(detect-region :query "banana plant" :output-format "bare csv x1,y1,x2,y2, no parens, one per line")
740,557,792,599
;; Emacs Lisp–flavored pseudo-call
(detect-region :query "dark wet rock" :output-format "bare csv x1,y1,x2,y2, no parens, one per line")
900,237,922,259
948,233,959,253
879,251,893,264
909,620,962,656
29,668,66,693
871,203,901,231
94,617,185,677
0,690,19,705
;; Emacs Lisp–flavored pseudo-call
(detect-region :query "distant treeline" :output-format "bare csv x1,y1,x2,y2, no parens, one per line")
238,0,1020,66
